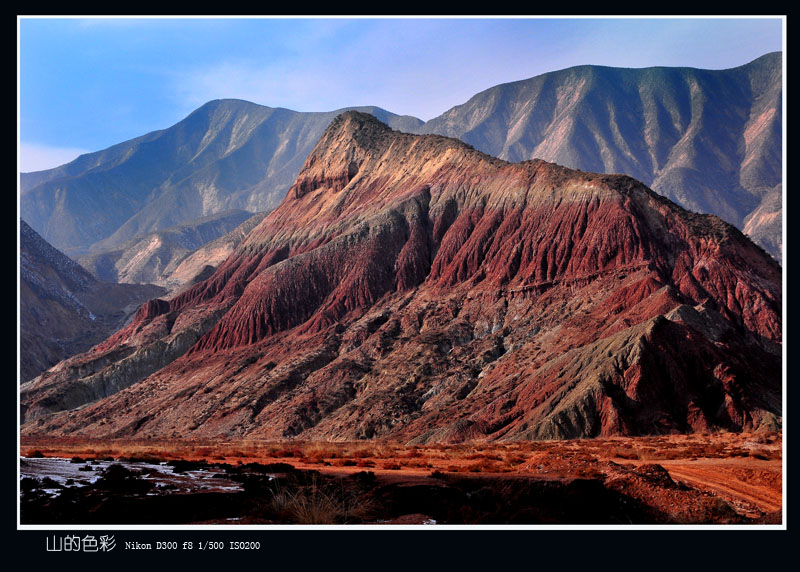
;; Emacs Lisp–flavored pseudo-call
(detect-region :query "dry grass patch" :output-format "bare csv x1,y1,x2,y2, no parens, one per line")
267,478,373,524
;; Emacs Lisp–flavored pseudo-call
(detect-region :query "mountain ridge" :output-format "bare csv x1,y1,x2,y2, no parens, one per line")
21,112,781,442
417,51,782,259
21,100,423,256
20,52,782,262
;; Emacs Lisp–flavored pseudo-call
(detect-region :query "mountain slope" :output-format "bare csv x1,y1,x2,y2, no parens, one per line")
76,209,254,286
418,52,782,260
20,101,422,256
159,211,269,295
21,113,781,441
19,220,166,382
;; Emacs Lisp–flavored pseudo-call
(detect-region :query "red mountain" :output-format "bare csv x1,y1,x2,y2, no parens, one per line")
21,111,782,442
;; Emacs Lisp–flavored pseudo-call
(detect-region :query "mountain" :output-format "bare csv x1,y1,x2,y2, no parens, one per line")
19,220,166,382
20,101,423,256
419,52,783,260
21,113,781,442
76,209,255,287
20,54,782,265
158,211,269,295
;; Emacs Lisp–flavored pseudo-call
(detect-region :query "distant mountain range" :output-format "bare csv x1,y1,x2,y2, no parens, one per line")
21,112,781,440
418,52,782,261
20,53,782,266
20,103,422,256
20,220,165,382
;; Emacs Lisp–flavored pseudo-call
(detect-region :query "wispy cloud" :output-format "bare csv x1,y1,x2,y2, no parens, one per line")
19,142,89,172
165,19,529,120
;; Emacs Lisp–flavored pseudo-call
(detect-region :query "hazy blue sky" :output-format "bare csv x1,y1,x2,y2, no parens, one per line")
19,16,784,172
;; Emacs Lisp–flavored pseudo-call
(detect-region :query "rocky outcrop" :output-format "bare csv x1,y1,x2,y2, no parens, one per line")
21,112,782,442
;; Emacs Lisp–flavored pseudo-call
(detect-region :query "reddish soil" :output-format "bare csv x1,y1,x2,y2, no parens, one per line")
645,460,781,515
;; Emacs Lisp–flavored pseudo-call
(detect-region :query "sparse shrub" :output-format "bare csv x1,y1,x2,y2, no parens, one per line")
575,466,605,479
268,483,297,515
167,459,209,473
610,448,638,460
274,448,304,458
288,489,354,524
467,458,505,473
503,454,527,466
382,462,402,470
702,444,726,458
41,477,62,489
20,477,40,492
465,452,502,461
94,463,153,494
684,446,707,458
251,462,296,473
119,455,164,464
634,448,657,461
349,471,376,485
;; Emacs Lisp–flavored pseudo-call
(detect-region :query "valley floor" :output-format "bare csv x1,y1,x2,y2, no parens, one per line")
19,431,782,525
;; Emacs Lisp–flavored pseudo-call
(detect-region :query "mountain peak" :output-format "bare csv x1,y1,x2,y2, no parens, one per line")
21,103,781,438
193,98,272,113
318,110,397,148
